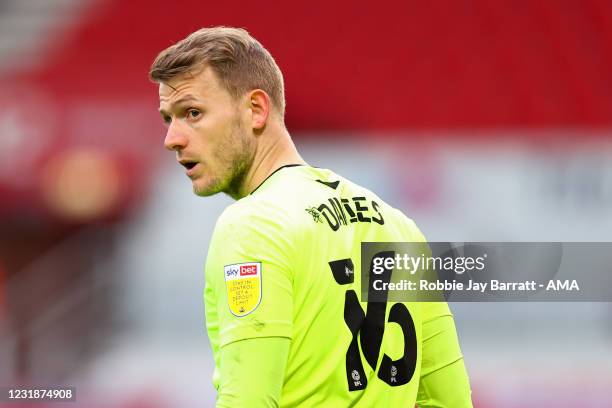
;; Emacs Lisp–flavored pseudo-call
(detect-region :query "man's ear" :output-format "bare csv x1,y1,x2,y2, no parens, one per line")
248,89,271,130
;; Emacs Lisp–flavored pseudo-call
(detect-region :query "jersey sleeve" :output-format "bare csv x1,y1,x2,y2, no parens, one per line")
215,337,290,407
399,212,472,404
204,200,294,349
416,302,473,407
419,302,465,376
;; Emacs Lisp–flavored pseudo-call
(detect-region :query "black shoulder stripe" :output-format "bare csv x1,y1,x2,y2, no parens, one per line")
316,179,340,190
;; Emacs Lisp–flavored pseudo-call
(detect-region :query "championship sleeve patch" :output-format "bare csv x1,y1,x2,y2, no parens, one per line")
224,262,262,317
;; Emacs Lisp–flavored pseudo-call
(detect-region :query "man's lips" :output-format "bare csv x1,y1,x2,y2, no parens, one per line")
178,160,200,177
186,163,201,177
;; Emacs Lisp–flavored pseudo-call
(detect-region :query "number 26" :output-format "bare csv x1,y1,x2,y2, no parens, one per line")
328,252,417,391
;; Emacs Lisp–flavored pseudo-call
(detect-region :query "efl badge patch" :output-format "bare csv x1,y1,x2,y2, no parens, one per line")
224,262,262,317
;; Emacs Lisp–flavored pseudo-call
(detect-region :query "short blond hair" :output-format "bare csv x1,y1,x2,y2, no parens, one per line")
150,26,285,115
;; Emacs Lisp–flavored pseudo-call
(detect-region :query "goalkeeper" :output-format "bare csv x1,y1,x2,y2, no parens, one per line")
150,26,472,407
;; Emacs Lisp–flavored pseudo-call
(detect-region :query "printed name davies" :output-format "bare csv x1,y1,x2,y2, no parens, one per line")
373,279,580,292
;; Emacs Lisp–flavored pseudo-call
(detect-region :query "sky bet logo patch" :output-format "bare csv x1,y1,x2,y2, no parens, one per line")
240,264,258,276
224,262,262,317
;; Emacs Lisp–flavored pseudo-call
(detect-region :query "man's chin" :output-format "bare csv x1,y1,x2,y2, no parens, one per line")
192,179,223,197
193,186,219,197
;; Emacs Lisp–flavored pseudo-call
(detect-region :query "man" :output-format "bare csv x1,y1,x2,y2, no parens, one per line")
150,27,472,407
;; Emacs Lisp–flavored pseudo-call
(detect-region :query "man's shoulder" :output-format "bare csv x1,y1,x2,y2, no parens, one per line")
211,166,346,236
213,186,305,237
219,166,333,220
214,196,271,231
214,165,423,239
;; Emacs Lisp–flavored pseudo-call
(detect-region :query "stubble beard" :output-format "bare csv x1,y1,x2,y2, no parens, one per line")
193,117,255,199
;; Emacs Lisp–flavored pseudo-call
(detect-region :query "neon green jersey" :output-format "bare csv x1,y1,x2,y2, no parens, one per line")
204,165,469,407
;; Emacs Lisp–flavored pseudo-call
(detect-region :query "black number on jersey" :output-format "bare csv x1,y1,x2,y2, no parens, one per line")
329,254,417,391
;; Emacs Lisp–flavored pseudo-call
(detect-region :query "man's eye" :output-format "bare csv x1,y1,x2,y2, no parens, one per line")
162,115,172,124
187,109,201,119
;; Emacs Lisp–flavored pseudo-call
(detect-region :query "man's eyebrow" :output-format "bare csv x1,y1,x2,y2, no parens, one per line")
159,95,200,115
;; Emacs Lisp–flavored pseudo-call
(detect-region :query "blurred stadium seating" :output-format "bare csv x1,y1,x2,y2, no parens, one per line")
0,1,611,407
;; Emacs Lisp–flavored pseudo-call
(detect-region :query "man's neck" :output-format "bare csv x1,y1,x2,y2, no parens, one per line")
233,126,306,200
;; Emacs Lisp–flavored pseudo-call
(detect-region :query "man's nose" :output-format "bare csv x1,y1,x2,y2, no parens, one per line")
163,122,188,151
